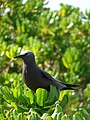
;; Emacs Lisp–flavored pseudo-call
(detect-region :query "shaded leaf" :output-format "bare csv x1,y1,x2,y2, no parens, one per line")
60,95,68,108
45,85,59,105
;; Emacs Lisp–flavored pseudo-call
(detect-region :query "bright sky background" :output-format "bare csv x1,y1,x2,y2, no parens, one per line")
46,0,90,12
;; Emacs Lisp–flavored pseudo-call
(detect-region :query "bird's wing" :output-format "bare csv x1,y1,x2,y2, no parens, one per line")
38,68,79,90
38,68,55,81
38,68,66,89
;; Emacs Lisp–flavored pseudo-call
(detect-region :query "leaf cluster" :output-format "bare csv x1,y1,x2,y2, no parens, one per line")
0,0,90,119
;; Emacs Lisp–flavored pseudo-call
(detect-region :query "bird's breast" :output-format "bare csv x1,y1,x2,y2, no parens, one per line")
22,65,40,91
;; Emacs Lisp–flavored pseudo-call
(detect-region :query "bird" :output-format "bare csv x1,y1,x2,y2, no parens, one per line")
14,51,79,92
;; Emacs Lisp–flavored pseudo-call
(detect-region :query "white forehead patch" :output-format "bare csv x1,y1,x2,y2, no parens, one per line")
20,50,30,55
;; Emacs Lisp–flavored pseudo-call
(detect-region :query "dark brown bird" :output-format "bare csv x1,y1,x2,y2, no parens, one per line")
14,51,79,92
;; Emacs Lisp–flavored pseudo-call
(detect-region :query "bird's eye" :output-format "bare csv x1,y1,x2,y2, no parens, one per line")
25,53,29,56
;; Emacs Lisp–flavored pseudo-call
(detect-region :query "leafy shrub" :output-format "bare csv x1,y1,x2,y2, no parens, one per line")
0,0,90,119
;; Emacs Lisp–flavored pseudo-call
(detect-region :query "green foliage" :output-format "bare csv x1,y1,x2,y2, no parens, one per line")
45,85,59,105
0,0,90,119
36,88,48,106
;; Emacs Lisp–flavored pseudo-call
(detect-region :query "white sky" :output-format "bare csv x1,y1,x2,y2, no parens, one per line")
46,0,90,12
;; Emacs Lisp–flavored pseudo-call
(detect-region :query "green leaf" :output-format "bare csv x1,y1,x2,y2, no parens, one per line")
47,116,53,120
52,104,63,119
73,112,85,120
18,113,25,120
11,102,17,109
24,88,35,104
41,113,49,120
28,114,40,120
0,114,4,120
12,109,18,116
83,83,90,99
57,112,64,120
45,85,59,105
61,115,67,120
36,88,48,106
6,51,11,58
54,104,63,113
60,95,68,108
62,56,69,68
28,108,40,120
17,105,28,113
18,95,28,104
1,86,14,102
12,87,21,98
79,108,90,120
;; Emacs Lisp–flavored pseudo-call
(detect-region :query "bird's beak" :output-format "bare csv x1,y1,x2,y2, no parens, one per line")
14,55,23,59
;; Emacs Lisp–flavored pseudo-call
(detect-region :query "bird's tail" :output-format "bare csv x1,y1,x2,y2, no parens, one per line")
56,81,79,90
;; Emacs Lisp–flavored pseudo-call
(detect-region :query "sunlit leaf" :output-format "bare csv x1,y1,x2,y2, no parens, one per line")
36,88,48,106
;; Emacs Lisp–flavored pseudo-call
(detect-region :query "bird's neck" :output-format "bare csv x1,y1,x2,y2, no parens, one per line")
23,60,36,70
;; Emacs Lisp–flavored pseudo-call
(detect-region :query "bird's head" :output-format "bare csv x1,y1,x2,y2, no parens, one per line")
14,50,35,64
